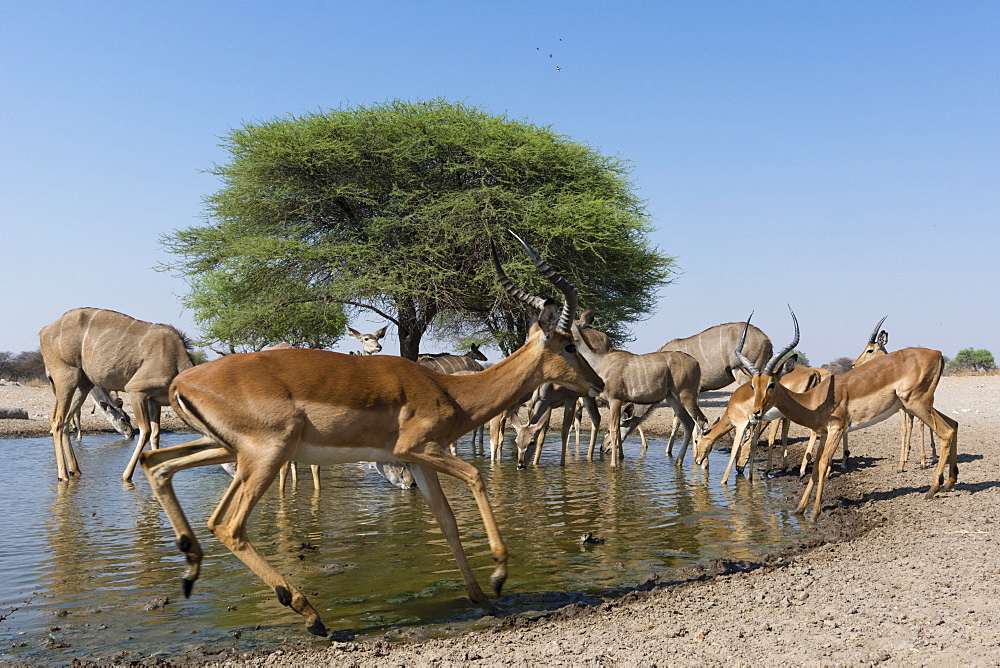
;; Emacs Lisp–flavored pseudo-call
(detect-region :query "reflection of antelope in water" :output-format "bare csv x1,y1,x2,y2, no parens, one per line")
852,316,936,472
39,307,194,481
620,321,774,450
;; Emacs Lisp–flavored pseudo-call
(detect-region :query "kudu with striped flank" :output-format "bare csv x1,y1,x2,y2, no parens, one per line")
853,316,936,472
418,344,488,373
572,326,709,468
140,232,603,636
738,307,958,521
39,307,193,481
619,321,774,444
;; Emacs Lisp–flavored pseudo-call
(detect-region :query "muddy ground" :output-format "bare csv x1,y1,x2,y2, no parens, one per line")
1,376,998,666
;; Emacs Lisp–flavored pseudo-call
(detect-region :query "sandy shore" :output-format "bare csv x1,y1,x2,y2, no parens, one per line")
2,376,998,666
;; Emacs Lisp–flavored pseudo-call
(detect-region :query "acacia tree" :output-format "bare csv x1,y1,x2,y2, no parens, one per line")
162,99,674,359
948,347,995,372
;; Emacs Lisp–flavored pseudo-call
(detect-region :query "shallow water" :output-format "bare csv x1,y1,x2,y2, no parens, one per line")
0,430,805,663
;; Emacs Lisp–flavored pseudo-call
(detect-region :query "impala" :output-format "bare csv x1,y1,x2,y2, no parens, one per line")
140,233,603,636
489,251,608,463
853,316,936,472
738,307,958,521
693,356,830,483
39,308,193,481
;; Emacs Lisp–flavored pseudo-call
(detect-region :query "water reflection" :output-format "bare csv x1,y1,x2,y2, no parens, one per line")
0,431,804,664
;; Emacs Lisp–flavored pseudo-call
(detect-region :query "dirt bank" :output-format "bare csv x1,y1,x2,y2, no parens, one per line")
3,377,998,666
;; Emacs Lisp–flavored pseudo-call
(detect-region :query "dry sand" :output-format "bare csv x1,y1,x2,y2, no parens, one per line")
1,376,998,666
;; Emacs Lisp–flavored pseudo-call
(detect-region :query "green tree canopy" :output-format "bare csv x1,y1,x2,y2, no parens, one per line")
948,347,995,372
162,99,675,359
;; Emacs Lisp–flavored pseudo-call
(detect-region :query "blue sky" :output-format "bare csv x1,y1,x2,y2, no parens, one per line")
2,1,997,365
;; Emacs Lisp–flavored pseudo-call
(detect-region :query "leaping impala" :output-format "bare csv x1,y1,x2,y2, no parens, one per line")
140,232,603,637
737,307,958,521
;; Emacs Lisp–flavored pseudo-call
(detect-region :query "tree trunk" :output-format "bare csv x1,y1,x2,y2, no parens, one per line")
395,296,437,361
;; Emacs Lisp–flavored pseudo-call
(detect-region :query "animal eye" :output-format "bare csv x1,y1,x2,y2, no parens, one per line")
566,344,577,353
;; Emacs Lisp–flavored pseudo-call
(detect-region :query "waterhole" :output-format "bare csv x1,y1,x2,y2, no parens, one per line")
0,430,806,663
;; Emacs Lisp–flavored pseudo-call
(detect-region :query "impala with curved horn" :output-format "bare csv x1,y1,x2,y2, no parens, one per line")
853,316,936,472
140,231,603,636
490,245,604,465
737,307,958,521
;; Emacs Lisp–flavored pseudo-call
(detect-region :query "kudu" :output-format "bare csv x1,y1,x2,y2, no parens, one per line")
39,308,193,481
418,344,489,373
738,307,958,521
140,232,603,636
853,316,936,471
70,386,135,440
571,325,709,468
348,325,388,355
620,321,774,445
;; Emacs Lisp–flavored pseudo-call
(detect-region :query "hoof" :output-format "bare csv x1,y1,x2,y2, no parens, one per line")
306,619,328,637
182,578,195,598
489,572,507,597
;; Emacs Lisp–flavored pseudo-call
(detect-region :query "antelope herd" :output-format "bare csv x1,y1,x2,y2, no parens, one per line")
35,235,960,636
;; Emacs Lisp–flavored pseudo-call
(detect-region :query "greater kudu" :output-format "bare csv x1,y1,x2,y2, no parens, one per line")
39,307,193,481
619,321,774,442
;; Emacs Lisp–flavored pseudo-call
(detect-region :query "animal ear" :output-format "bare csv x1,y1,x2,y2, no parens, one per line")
536,300,560,333
578,308,596,327
781,354,798,374
877,331,888,346
374,325,388,339
348,327,362,340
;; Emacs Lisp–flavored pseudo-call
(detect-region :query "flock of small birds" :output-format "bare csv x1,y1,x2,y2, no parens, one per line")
537,38,563,71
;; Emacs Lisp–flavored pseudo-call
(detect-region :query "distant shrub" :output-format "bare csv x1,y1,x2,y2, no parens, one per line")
822,357,854,374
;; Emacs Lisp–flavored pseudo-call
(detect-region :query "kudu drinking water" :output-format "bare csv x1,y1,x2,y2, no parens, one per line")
39,307,194,481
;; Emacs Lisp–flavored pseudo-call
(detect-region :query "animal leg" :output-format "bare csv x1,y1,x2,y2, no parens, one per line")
808,427,844,521
404,448,509,606
721,422,749,485
898,409,912,472
141,436,234,598
206,446,327,636
906,405,958,498
122,393,157,482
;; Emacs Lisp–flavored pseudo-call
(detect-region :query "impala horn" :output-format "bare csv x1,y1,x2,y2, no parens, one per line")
868,315,888,344
762,305,800,375
491,240,547,311
734,312,760,375
505,231,579,334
